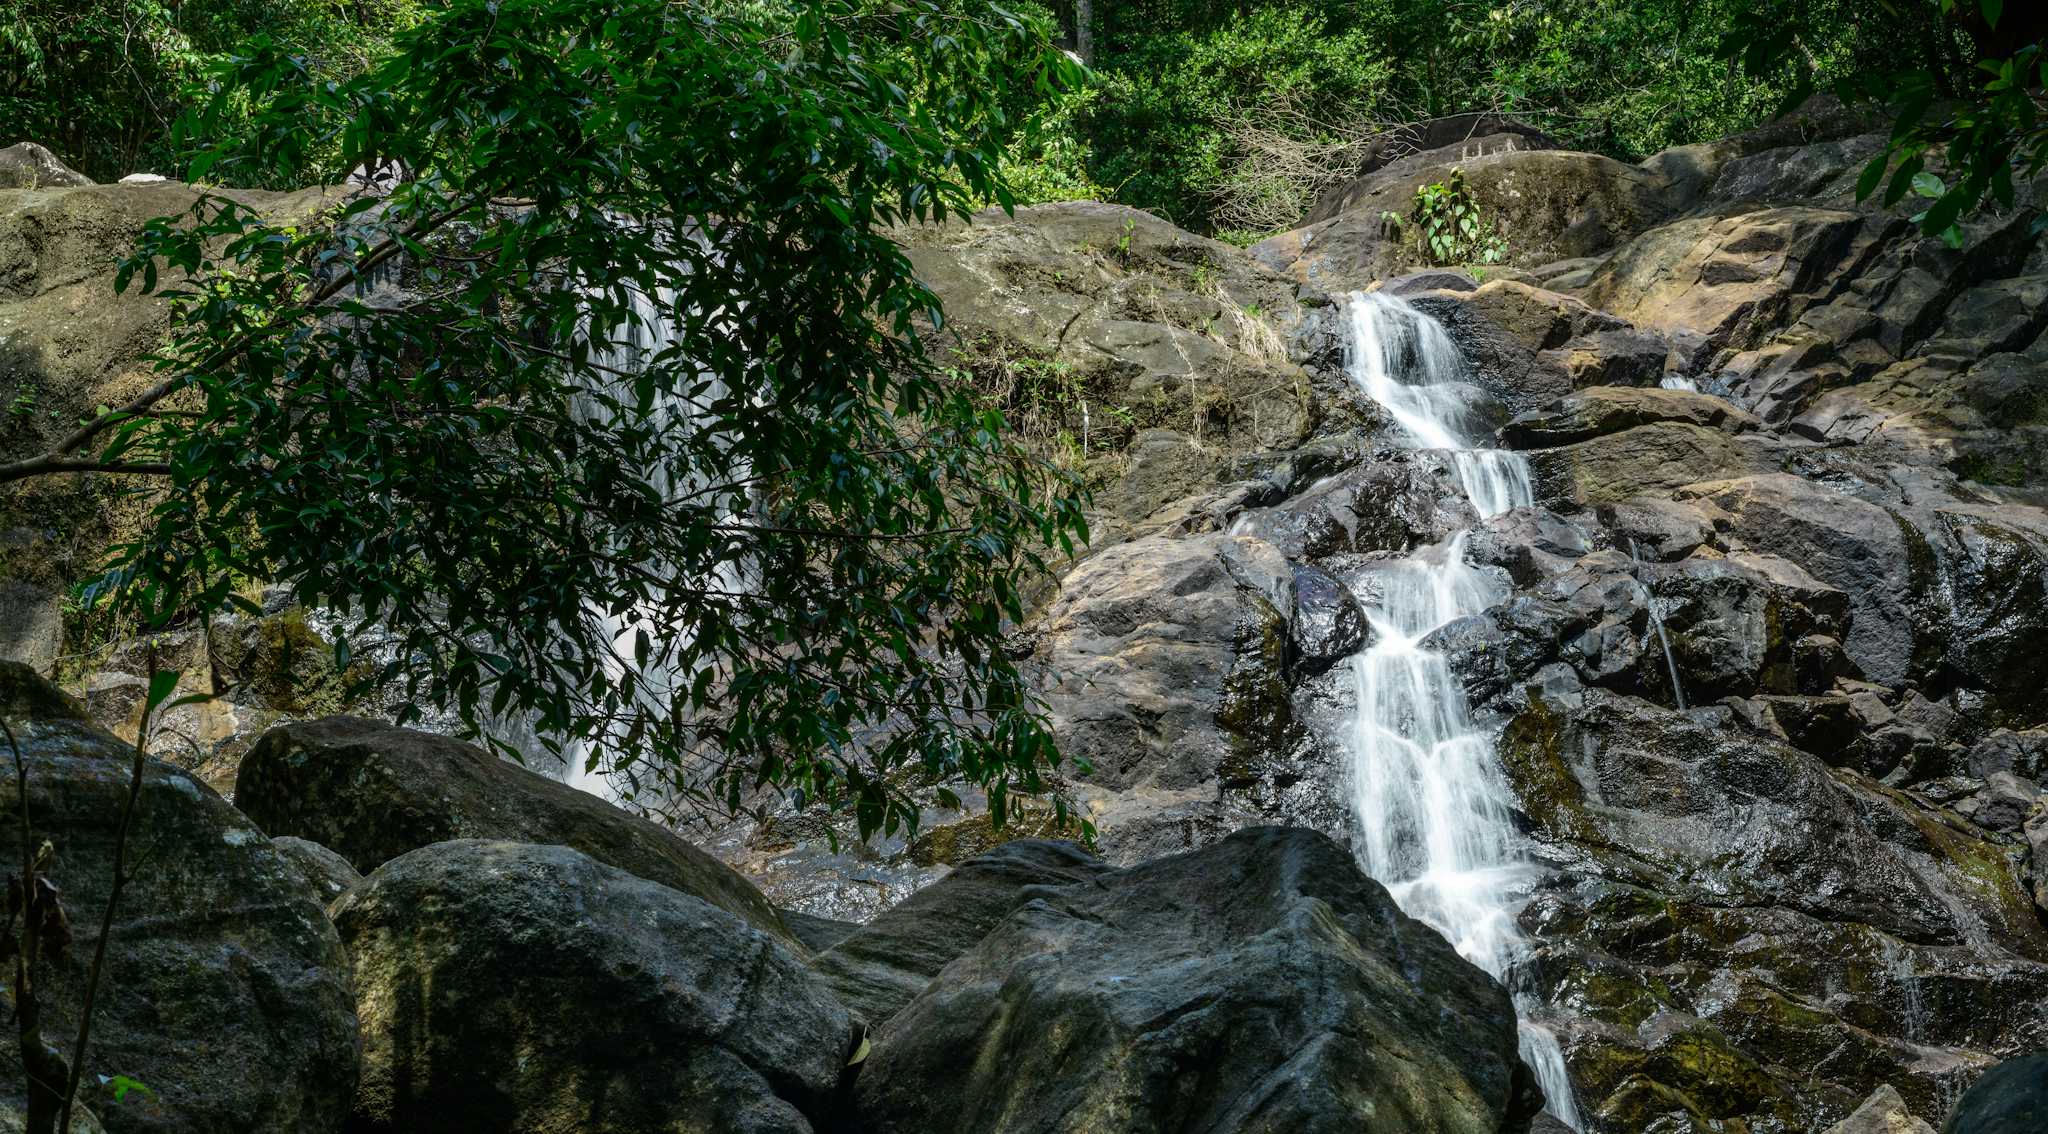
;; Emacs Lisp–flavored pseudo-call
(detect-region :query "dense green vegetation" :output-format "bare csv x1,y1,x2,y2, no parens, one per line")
1065,0,2031,235
0,1,425,182
3,0,1089,841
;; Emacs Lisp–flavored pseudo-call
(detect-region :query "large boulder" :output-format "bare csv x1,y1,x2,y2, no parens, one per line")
1941,1054,2048,1134
1033,531,1331,861
334,840,853,1134
854,826,1542,1134
0,663,356,1134
1255,147,1672,292
0,142,93,188
809,839,1115,1026
234,715,796,945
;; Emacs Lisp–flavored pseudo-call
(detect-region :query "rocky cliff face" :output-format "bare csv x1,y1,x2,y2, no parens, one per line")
714,106,2048,1131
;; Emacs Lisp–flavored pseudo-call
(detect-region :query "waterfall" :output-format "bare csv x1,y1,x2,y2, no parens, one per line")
560,228,743,801
1340,291,1582,1128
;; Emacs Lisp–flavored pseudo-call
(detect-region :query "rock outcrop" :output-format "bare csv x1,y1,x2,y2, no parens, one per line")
335,840,853,1134
235,715,797,945
0,664,356,1134
854,827,1542,1134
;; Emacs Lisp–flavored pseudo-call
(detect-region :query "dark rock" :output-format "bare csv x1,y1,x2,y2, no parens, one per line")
855,827,1539,1134
335,840,850,1134
270,835,362,903
1968,729,2048,781
1941,1054,2048,1134
1956,772,2040,833
810,839,1113,1027
0,664,356,1134
235,716,796,945
781,910,861,953
1291,562,1370,667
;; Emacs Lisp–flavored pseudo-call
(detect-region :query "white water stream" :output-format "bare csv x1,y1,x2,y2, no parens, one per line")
1340,291,1581,1128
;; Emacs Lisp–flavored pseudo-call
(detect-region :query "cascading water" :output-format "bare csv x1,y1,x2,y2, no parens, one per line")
559,226,744,801
1340,291,1581,1128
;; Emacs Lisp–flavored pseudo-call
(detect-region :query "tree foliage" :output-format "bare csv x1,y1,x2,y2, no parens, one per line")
7,0,1089,840
1726,0,2048,244
0,0,421,182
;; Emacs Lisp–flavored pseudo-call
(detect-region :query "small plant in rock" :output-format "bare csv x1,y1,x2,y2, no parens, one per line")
1115,214,1138,264
1410,169,1507,266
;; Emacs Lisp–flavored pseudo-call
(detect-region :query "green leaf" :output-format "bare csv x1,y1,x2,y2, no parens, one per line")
145,670,181,715
1910,172,1944,200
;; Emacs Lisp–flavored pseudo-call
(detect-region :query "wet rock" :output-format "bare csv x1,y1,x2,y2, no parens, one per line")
336,840,851,1134
270,835,362,904
1940,1053,2048,1134
1675,474,1919,685
1822,1084,1935,1134
1639,550,1850,702
0,664,356,1134
855,827,1540,1134
809,839,1112,1027
1968,729,2048,781
1955,772,2040,834
235,716,796,945
780,910,861,953
1291,562,1370,667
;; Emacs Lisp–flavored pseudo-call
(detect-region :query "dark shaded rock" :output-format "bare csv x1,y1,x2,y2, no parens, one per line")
270,835,362,903
235,716,795,945
0,664,356,1134
1941,1054,2048,1134
1956,772,2040,834
810,840,1113,1027
1969,729,2048,781
1291,562,1370,667
855,827,1539,1134
781,910,861,953
1640,550,1850,702
335,840,850,1134
1505,686,2048,1127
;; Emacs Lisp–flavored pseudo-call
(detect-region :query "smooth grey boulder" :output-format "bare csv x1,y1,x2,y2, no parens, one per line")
810,839,1113,1027
235,715,796,945
335,840,852,1134
855,827,1540,1134
0,664,356,1134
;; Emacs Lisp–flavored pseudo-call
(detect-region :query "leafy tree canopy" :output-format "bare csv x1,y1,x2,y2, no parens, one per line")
2,0,1090,841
